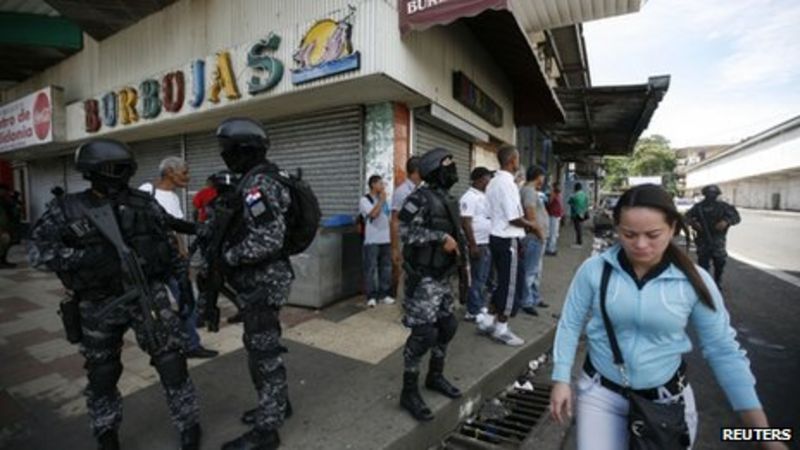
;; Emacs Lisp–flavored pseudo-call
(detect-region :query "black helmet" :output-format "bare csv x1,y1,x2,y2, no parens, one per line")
419,147,458,189
701,184,721,198
216,118,269,173
75,139,137,185
418,148,452,179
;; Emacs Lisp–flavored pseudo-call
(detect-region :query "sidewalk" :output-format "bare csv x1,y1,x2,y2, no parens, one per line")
0,234,591,449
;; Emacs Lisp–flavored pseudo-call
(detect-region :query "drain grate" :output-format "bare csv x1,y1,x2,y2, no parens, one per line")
447,383,552,449
444,352,554,449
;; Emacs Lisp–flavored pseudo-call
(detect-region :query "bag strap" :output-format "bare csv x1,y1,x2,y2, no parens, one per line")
599,261,630,386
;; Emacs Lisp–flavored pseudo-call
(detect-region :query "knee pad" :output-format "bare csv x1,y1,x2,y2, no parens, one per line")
152,351,188,388
436,315,458,344
87,359,123,396
409,324,438,350
243,306,280,336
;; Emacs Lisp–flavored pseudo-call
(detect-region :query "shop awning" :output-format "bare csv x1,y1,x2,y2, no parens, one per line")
544,75,671,159
398,0,565,125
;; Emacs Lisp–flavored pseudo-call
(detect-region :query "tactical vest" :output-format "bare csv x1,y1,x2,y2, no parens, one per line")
404,187,458,276
60,190,173,295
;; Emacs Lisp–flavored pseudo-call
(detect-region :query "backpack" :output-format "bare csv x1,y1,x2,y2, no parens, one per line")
355,194,373,238
243,162,320,256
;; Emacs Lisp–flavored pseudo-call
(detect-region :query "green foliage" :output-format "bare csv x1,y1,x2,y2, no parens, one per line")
602,135,678,196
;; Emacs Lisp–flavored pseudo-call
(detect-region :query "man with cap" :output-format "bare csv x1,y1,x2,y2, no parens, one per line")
212,117,293,450
28,139,201,449
685,184,740,286
397,147,468,421
459,167,493,321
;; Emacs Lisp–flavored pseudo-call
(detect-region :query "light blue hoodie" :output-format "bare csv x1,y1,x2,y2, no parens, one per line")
552,244,761,411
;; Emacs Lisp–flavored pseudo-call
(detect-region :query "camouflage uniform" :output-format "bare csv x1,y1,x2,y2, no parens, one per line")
398,186,464,373
685,198,740,284
221,171,293,432
28,190,199,438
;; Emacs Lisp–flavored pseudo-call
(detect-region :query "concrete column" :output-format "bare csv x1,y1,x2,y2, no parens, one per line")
364,102,396,198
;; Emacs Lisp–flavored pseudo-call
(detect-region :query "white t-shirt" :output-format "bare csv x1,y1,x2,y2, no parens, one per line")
359,194,391,245
486,170,525,238
391,179,416,212
460,187,491,245
139,182,184,219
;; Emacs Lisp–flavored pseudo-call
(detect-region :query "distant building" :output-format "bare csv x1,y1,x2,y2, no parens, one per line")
674,144,730,196
685,116,800,211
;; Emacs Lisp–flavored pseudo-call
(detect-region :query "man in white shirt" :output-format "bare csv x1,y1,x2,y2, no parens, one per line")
140,156,217,359
359,174,395,307
479,146,538,346
390,157,421,301
459,167,493,321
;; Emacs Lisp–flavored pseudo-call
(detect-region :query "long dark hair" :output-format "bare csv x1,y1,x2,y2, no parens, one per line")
612,184,715,310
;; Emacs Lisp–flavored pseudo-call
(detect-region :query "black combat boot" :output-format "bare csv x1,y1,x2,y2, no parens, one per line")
97,430,119,450
221,428,280,450
400,371,434,421
180,423,202,450
241,399,293,425
425,357,462,399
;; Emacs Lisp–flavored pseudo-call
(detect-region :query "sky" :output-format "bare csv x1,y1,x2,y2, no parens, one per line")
583,0,800,148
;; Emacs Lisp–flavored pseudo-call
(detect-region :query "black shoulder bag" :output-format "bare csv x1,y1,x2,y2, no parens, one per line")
599,262,691,450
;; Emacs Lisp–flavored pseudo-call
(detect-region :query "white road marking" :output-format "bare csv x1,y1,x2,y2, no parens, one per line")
728,251,800,289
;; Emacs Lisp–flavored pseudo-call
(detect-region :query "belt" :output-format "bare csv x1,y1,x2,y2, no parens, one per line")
583,357,687,401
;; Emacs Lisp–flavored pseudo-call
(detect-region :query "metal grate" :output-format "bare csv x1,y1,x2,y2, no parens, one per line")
444,352,554,449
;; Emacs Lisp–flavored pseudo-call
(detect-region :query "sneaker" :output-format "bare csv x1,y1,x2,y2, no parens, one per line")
476,313,496,335
571,244,583,249
492,327,525,346
545,251,557,256
521,306,539,316
380,296,396,305
536,302,550,308
463,312,478,322
366,299,377,308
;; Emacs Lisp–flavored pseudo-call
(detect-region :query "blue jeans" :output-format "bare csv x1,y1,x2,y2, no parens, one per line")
363,243,392,299
466,244,492,315
167,277,200,350
517,235,545,308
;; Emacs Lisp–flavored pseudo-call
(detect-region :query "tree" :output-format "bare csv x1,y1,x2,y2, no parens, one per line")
602,135,679,196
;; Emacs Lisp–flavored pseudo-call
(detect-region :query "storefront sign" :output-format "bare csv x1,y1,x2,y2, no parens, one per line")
0,87,64,152
81,35,285,135
398,0,507,35
292,7,360,85
452,71,502,127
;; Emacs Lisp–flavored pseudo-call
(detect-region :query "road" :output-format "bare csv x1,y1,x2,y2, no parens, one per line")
727,208,800,276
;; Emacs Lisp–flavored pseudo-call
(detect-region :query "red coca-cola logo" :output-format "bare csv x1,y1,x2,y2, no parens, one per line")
33,92,51,140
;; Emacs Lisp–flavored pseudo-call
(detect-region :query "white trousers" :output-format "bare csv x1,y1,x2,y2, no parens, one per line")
546,216,561,253
575,371,698,450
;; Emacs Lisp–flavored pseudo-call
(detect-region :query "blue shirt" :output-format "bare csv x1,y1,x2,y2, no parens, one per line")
552,244,760,411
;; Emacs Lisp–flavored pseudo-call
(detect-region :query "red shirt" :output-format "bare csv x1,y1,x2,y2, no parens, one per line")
546,192,564,218
192,187,218,223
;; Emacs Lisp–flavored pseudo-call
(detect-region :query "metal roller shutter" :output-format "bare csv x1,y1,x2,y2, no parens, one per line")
128,136,185,211
266,106,363,219
415,120,472,197
186,107,364,220
28,157,66,222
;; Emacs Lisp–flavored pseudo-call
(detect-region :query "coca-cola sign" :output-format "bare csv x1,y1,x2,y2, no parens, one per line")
0,87,62,152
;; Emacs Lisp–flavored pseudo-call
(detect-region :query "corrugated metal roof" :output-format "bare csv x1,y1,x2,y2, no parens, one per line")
512,0,643,32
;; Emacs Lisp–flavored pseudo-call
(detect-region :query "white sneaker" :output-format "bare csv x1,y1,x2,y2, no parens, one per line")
476,313,496,335
492,326,525,346
380,296,396,305
464,312,478,322
366,298,377,308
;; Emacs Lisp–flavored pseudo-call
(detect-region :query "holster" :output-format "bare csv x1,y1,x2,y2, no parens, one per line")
58,294,82,344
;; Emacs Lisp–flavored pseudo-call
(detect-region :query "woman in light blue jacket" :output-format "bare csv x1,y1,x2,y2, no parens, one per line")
549,184,784,450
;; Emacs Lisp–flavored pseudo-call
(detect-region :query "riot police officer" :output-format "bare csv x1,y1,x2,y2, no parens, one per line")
397,147,467,421
685,184,741,286
212,118,293,450
28,139,201,450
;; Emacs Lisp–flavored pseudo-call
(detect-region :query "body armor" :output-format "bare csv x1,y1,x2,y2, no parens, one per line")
404,188,458,277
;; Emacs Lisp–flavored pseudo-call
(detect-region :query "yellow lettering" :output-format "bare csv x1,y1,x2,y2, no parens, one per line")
209,52,241,103
118,87,139,125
